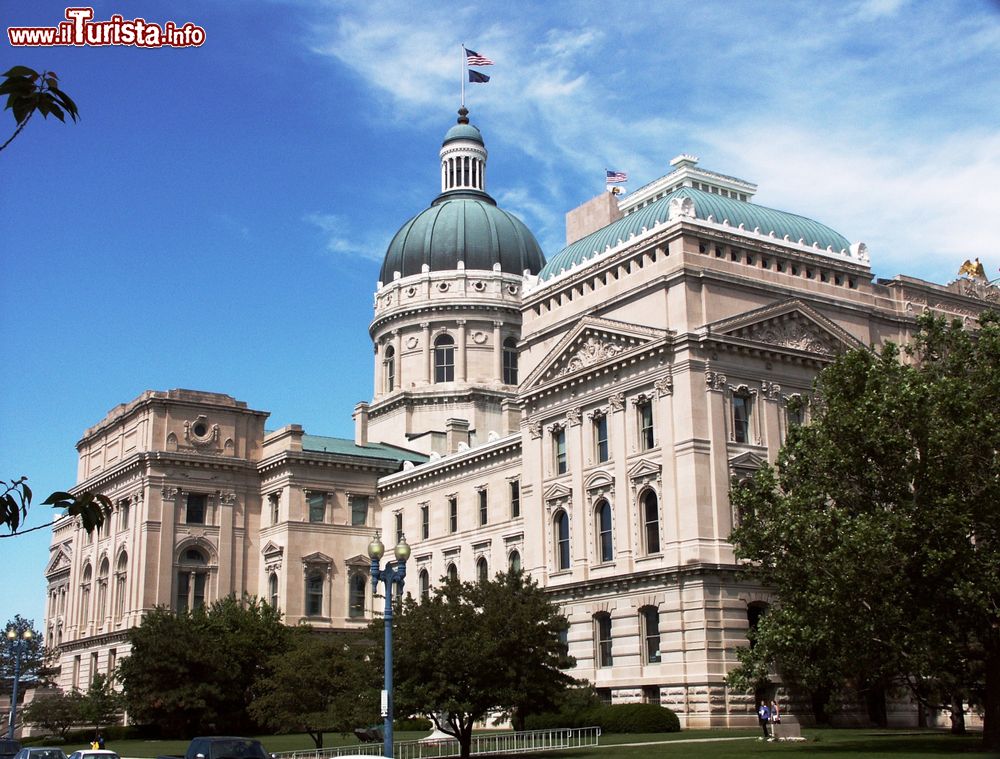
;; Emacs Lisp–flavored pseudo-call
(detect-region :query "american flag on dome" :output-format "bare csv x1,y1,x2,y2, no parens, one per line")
606,169,628,184
465,47,494,66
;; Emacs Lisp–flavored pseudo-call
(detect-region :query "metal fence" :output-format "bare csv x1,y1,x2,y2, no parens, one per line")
273,726,602,759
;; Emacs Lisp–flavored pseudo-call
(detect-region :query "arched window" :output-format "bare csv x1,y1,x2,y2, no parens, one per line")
268,572,279,609
747,602,769,650
502,337,518,385
434,334,455,383
306,571,324,617
594,612,613,667
348,573,366,618
640,606,661,663
96,558,109,622
115,553,128,621
596,500,613,563
476,557,489,584
80,564,92,625
177,547,208,613
418,569,430,601
384,345,395,392
508,550,521,573
447,563,458,582
554,510,570,570
642,490,660,554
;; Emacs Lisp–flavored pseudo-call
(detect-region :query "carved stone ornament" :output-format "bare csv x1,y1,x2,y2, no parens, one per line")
527,421,542,439
559,336,626,375
609,392,625,412
705,370,727,391
655,374,673,397
760,381,781,400
566,408,582,427
587,407,608,421
218,491,237,506
185,415,219,447
630,392,652,407
406,336,419,349
472,331,488,345
161,487,179,500
746,320,836,356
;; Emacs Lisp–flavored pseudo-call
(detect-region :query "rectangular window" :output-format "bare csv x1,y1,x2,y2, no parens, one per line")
596,614,613,667
186,493,206,524
509,480,520,519
554,428,567,475
733,394,751,444
308,492,326,523
350,495,369,526
73,655,81,689
421,504,429,539
108,649,117,682
395,511,403,542
594,414,609,462
269,493,280,524
119,502,130,530
449,497,458,533
642,607,661,663
478,489,488,526
90,652,99,685
639,401,655,450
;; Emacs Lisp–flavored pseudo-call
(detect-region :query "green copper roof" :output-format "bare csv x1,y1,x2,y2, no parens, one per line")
442,122,484,146
539,187,851,281
380,195,546,281
301,434,428,465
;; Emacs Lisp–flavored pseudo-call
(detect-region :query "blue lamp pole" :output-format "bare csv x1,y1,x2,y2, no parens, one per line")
5,627,33,740
368,530,410,759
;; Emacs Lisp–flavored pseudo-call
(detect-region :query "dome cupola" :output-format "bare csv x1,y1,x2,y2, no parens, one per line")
378,108,545,284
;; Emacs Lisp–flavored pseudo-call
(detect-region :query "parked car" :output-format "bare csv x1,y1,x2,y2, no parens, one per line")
14,749,68,759
156,737,271,759
67,750,119,759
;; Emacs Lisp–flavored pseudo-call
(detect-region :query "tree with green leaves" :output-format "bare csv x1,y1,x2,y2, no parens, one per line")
79,673,121,733
2,477,111,537
390,570,574,759
728,311,1000,750
0,66,79,152
250,630,377,748
21,688,86,740
2,616,45,700
117,596,289,737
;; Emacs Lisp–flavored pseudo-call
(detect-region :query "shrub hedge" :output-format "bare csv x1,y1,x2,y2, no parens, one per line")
525,702,679,733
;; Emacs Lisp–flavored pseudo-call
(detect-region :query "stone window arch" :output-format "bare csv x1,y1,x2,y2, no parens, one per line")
348,572,367,618
595,499,613,563
476,556,489,584
554,509,571,570
80,563,92,626
96,558,110,623
502,337,518,385
305,570,325,617
383,345,396,392
639,489,661,555
114,551,128,621
268,572,279,610
446,562,459,582
418,569,430,601
508,549,521,573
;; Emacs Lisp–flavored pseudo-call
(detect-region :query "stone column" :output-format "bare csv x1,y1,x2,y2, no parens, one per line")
456,319,467,382
493,321,503,381
393,330,403,390
421,322,431,385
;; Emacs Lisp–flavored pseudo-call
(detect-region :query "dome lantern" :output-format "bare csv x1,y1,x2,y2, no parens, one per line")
440,107,487,195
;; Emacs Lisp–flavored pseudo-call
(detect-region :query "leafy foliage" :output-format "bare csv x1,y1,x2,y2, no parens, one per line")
79,673,122,731
389,570,575,758
0,66,79,152
1,616,45,696
728,312,1000,749
21,688,86,739
249,630,377,748
117,596,289,737
1,476,111,537
525,699,679,733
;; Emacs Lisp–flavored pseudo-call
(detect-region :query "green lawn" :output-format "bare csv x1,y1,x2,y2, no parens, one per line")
53,729,991,759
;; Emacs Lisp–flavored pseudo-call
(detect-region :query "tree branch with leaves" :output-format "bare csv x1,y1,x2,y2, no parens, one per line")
0,66,79,153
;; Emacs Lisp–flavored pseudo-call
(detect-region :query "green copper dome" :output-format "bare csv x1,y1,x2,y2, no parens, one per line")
380,192,545,281
540,187,852,281
443,122,484,146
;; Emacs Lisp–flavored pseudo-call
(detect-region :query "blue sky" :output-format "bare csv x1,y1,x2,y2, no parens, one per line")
2,0,999,629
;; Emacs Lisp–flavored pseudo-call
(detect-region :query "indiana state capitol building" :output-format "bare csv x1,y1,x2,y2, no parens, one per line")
43,108,996,727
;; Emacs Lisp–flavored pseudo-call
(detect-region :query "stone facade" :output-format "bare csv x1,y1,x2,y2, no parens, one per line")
43,115,996,728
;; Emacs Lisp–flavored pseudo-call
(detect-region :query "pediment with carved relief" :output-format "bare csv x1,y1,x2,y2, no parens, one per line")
261,541,284,558
522,317,671,391
543,482,573,502
46,547,73,578
704,299,865,358
301,551,334,567
345,554,370,568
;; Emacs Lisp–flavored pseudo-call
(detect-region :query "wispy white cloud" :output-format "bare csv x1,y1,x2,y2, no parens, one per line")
305,212,388,262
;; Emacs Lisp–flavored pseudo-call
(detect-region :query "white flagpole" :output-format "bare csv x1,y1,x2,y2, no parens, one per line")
461,44,466,108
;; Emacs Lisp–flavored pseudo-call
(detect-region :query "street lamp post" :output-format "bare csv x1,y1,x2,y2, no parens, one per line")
5,627,33,740
368,530,410,759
